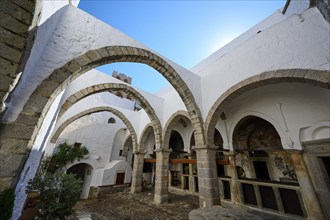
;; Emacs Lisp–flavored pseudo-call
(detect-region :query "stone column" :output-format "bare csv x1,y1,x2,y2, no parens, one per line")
188,154,195,193
224,151,240,203
130,151,145,193
193,145,220,207
290,150,324,220
154,149,170,204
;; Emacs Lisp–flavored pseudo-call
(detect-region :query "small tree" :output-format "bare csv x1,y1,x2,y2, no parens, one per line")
26,172,82,220
47,142,89,174
26,142,89,219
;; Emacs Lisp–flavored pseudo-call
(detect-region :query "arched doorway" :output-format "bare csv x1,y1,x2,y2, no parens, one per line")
67,163,93,199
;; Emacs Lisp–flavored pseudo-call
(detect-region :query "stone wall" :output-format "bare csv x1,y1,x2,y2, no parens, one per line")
0,0,37,116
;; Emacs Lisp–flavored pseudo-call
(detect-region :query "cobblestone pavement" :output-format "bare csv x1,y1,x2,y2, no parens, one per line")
69,186,199,220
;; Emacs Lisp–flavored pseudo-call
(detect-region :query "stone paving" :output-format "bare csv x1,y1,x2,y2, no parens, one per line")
69,186,199,220
68,186,295,220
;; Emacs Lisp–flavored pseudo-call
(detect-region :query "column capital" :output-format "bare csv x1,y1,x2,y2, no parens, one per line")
192,144,218,151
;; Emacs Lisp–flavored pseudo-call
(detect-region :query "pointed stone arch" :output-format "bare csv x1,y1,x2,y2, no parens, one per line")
50,106,138,151
205,69,330,146
58,83,163,149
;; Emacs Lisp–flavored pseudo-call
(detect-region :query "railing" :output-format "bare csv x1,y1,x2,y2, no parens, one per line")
218,177,306,218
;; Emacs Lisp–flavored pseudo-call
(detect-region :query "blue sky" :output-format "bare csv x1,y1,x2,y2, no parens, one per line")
78,0,286,93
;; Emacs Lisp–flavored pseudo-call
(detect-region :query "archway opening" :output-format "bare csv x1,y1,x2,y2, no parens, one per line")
232,116,303,216
122,136,134,168
67,163,93,199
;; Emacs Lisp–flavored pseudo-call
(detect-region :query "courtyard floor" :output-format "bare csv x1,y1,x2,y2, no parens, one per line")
69,186,199,220
68,186,295,220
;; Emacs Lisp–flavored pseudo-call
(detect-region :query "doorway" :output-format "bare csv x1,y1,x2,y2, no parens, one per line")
253,161,270,180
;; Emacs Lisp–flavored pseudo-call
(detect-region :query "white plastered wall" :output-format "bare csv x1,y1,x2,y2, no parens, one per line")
102,160,132,185
12,91,65,220
3,5,202,123
52,93,143,140
215,83,330,151
59,69,165,125
194,7,329,119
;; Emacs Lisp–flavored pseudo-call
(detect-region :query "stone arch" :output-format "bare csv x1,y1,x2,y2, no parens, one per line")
50,106,138,151
139,124,155,153
228,111,286,150
232,115,283,151
5,46,204,156
205,69,330,146
163,111,191,150
0,0,40,116
58,83,163,149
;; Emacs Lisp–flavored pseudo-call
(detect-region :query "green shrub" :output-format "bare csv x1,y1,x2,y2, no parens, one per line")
26,172,82,220
47,142,88,174
0,188,15,220
25,142,89,219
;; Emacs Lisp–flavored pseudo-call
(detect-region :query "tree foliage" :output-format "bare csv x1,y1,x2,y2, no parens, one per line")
26,172,82,220
26,142,89,219
47,142,89,174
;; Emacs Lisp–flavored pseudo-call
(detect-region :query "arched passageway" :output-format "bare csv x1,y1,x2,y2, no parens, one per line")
67,163,93,199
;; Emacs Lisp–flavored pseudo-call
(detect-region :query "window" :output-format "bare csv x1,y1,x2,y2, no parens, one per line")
108,117,116,124
74,142,82,149
119,150,123,156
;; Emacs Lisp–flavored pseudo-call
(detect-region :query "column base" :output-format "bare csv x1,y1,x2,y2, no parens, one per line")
154,194,168,204
130,186,142,194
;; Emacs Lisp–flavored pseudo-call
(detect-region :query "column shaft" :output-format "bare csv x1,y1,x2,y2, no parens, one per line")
154,149,170,204
226,152,240,203
291,151,324,219
194,145,220,207
130,152,145,193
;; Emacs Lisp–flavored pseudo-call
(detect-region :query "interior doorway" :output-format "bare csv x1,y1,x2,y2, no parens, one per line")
67,163,93,199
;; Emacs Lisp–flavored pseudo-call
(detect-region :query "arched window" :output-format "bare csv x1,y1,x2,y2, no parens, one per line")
108,117,116,124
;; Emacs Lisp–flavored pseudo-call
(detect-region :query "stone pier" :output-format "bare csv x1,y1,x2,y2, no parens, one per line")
225,151,241,203
290,150,324,220
154,148,170,204
131,151,145,193
193,145,220,207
